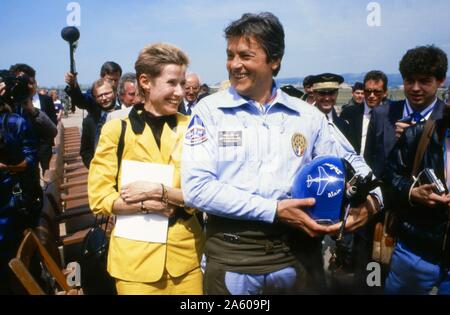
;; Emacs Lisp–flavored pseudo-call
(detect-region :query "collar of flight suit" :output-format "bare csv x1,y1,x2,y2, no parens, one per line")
217,83,303,115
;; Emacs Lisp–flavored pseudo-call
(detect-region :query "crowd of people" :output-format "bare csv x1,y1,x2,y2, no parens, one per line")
1,11,450,295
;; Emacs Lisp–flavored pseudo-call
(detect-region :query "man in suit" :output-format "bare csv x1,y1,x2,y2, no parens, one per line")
80,78,118,168
340,71,388,156
311,73,351,140
9,64,57,174
178,73,200,115
64,61,123,113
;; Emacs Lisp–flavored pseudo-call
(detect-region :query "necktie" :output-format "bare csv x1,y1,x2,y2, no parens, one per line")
95,111,108,147
411,111,423,123
446,132,450,190
186,102,193,115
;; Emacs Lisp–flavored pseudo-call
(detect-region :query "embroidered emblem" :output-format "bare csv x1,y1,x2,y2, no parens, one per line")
291,133,307,157
185,114,207,146
218,131,242,147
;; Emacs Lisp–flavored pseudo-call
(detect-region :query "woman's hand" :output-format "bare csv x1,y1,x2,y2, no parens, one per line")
120,181,162,203
142,200,177,218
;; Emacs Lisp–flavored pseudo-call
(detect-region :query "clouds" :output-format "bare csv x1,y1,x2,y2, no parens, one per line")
0,0,449,87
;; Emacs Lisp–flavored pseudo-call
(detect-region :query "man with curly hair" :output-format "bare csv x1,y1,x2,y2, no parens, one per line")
373,45,448,294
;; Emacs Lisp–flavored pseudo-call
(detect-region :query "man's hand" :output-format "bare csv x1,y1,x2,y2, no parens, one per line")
411,184,448,207
64,72,78,87
395,121,411,139
328,195,379,234
276,198,330,237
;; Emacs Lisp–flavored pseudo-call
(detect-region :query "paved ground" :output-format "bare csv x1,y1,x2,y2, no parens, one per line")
61,109,87,129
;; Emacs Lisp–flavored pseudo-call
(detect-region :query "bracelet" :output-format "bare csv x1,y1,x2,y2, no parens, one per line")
161,184,169,207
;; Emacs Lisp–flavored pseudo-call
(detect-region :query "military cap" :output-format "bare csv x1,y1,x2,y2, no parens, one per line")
311,73,344,92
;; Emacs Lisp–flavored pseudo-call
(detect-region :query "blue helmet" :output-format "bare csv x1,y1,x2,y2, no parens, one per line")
291,156,354,225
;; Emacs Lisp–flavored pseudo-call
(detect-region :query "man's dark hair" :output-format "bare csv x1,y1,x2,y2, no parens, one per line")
224,12,285,76
363,70,388,91
399,45,448,81
9,63,36,79
352,82,364,92
100,61,122,77
303,75,315,88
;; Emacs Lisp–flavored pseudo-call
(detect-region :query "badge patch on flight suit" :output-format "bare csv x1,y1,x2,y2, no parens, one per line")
218,131,242,147
185,114,207,145
291,133,307,157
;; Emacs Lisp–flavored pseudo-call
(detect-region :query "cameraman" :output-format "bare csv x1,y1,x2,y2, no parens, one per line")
9,64,57,176
0,81,41,294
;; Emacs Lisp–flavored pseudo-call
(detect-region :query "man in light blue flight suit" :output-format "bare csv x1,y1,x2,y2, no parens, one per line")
181,12,382,294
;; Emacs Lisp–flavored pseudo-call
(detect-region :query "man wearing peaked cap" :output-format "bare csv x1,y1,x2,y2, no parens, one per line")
311,73,351,142
312,73,344,92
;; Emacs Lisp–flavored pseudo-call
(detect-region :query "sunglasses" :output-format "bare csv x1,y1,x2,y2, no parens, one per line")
364,89,384,96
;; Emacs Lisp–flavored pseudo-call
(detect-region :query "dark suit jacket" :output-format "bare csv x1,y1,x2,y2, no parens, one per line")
331,108,352,144
37,94,57,149
38,94,57,126
178,100,196,115
365,99,445,179
340,104,365,154
80,113,98,168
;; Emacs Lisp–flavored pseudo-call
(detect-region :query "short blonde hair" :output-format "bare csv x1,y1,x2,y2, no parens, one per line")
91,78,114,97
135,43,189,97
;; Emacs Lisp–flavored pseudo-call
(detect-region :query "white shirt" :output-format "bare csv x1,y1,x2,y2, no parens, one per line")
32,93,41,110
402,97,437,120
360,102,372,155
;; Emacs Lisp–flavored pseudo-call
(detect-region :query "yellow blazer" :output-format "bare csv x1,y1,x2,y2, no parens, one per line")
88,111,203,283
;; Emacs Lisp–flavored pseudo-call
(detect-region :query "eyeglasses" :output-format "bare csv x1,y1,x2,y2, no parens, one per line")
95,90,114,100
364,89,384,96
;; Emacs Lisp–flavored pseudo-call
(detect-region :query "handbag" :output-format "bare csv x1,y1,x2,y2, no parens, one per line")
80,215,116,294
371,118,436,265
80,120,126,294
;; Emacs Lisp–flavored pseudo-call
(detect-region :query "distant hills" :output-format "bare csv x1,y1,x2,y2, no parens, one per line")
276,73,448,89
275,73,407,88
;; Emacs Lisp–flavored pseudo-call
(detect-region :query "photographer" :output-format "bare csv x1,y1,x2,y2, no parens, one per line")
9,64,57,176
0,81,41,294
383,46,450,294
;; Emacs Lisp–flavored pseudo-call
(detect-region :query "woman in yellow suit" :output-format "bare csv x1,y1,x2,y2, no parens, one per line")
88,43,204,294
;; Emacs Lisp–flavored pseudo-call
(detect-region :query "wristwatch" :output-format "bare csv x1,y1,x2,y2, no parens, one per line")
141,201,149,214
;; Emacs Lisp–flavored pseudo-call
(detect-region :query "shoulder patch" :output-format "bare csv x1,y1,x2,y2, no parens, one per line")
184,114,207,146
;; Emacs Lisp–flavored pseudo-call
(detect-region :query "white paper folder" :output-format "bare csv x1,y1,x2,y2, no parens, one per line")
113,160,174,243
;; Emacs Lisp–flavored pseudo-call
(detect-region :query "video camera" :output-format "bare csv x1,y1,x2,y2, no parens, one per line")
0,70,32,105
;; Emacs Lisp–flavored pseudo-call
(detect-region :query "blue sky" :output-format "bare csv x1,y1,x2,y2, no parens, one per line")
0,0,449,87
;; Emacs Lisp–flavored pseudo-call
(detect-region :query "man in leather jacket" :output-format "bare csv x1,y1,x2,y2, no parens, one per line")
383,45,449,294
